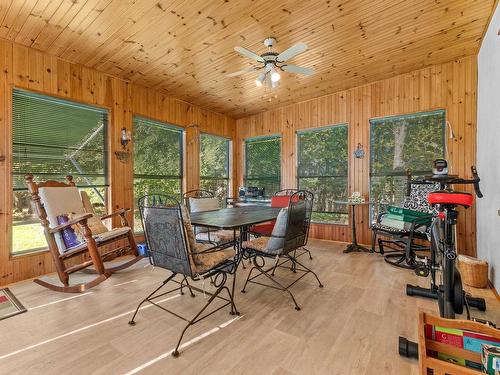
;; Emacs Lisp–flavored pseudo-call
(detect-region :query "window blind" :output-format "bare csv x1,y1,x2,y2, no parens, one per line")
12,89,109,191
297,124,348,224
244,135,281,196
200,133,230,199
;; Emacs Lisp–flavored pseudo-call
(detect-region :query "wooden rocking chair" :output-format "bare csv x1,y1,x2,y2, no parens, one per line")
26,174,141,293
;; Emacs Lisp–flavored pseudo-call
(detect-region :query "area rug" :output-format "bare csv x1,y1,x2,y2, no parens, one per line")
0,288,27,320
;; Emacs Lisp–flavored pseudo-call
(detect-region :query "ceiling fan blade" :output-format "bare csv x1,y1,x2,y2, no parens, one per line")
234,46,264,62
276,42,308,62
281,64,314,75
226,66,260,77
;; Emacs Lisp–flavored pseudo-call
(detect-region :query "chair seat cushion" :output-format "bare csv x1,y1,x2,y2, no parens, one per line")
61,227,132,254
242,237,271,253
250,221,275,236
95,227,131,242
371,222,429,237
195,230,238,243
191,245,235,274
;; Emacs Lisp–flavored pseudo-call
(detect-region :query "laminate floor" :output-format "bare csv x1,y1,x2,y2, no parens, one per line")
0,240,498,375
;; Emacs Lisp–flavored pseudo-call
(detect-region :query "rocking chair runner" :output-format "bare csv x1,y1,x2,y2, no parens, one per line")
26,174,141,293
128,195,239,357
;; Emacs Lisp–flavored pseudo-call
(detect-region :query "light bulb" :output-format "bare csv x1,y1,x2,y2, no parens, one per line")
271,70,280,82
255,72,266,87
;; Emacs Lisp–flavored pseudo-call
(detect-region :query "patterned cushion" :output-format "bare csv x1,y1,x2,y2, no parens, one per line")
180,205,197,251
195,230,239,243
242,237,270,252
403,183,440,214
191,246,235,274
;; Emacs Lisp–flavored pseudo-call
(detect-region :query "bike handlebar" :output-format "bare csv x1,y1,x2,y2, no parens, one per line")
423,166,483,198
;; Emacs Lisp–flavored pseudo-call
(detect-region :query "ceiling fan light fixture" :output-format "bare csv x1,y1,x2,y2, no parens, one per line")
271,69,281,82
255,72,266,86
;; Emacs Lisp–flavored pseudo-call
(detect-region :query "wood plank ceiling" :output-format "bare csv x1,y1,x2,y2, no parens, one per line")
0,0,496,118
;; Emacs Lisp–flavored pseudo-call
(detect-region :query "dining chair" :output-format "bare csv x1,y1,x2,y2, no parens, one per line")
251,189,313,260
128,194,239,357
183,189,238,245
241,190,323,310
25,174,141,293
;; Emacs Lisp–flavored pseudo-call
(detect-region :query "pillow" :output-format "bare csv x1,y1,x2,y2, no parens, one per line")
189,197,220,234
69,213,108,237
56,215,83,249
266,208,288,254
39,186,85,253
189,197,220,213
180,205,202,265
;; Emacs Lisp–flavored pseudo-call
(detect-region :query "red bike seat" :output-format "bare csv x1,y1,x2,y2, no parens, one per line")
427,191,473,208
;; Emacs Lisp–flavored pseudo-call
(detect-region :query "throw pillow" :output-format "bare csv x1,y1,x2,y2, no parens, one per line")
56,215,82,249
266,208,288,254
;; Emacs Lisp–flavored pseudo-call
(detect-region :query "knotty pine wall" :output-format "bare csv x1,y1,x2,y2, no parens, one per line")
0,39,236,286
235,56,478,255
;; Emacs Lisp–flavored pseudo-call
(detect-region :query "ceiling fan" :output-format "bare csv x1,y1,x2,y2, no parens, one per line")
227,37,314,88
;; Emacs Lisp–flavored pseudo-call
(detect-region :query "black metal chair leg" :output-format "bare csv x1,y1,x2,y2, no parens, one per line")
241,265,258,293
129,273,177,325
172,283,226,357
255,263,302,310
293,257,324,288
302,247,313,260
183,276,196,297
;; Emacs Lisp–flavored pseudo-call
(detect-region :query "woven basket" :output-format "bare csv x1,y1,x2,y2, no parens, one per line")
458,255,489,288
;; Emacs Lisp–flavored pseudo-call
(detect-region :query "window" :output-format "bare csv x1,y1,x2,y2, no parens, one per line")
12,89,108,254
199,133,230,199
244,135,281,196
369,110,446,220
133,116,183,232
297,125,349,224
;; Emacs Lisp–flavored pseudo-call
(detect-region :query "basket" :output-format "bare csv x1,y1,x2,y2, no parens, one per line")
458,255,489,288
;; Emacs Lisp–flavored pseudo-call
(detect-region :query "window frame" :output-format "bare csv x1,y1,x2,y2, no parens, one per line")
132,115,184,233
10,88,110,256
199,132,231,199
243,134,282,196
369,109,446,221
296,124,349,225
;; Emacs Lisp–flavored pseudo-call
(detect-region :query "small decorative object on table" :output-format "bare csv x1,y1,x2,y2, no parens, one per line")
0,288,27,320
348,192,365,203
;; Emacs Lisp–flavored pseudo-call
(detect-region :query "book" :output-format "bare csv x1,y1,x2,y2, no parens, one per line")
435,326,465,365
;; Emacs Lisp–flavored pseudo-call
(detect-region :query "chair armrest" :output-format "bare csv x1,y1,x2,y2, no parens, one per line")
100,208,130,221
49,213,93,234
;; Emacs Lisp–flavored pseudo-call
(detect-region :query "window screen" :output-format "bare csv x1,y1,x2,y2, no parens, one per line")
133,116,183,232
369,110,446,220
297,125,349,224
200,133,230,200
12,89,108,254
244,136,281,196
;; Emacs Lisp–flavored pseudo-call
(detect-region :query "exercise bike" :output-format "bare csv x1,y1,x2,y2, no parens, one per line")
399,159,488,358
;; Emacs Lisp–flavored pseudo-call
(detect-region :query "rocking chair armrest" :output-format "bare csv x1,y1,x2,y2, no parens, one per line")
49,213,93,233
100,208,130,221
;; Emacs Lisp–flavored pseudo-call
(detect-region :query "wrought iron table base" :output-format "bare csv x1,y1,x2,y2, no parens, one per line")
342,202,371,254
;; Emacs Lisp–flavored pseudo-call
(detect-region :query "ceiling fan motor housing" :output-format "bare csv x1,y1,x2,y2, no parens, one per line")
264,37,277,48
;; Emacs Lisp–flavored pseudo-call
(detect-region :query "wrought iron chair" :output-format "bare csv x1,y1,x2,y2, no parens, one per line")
25,174,141,293
183,189,238,245
251,188,313,260
128,195,239,357
241,190,323,310
371,179,439,269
